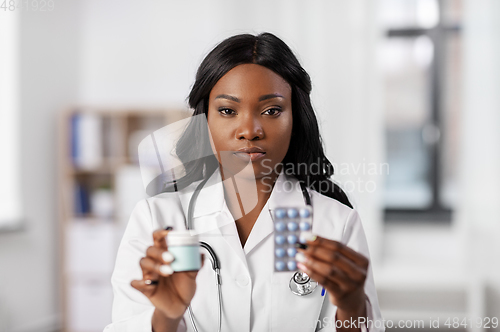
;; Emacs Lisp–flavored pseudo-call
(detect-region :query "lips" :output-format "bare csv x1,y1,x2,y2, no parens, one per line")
233,147,266,162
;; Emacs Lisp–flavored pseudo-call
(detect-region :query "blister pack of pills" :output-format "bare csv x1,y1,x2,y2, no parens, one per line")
273,206,312,272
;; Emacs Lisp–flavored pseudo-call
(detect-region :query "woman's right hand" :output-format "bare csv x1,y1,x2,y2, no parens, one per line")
131,228,203,320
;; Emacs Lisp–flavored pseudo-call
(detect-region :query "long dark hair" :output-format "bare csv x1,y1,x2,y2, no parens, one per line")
175,32,352,208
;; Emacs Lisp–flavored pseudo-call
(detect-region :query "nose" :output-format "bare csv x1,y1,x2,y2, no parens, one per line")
236,113,264,141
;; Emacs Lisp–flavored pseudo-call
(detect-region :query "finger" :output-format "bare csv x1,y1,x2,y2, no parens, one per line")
153,226,175,248
296,261,342,294
143,269,160,281
301,245,366,282
130,278,158,295
303,233,369,268
140,256,174,277
146,246,175,264
296,253,358,291
152,229,171,248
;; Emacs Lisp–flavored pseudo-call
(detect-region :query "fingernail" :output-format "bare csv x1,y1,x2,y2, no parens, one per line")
160,264,173,276
165,226,173,231
294,243,308,250
162,251,174,263
300,231,317,243
297,262,309,273
295,252,308,264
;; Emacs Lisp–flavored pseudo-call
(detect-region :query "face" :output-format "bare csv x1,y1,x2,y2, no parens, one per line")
207,63,293,181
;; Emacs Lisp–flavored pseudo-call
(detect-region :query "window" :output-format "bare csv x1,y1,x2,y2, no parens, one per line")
0,10,23,230
380,0,462,221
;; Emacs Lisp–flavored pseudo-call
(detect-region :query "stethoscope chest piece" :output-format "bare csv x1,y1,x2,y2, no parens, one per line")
289,271,318,296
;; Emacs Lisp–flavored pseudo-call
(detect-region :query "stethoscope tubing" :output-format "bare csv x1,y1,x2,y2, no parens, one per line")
188,247,222,332
184,170,312,332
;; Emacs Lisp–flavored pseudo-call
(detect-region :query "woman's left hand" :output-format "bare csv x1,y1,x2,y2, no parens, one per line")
296,233,369,318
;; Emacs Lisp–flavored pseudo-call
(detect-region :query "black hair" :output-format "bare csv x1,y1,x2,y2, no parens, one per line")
175,32,352,208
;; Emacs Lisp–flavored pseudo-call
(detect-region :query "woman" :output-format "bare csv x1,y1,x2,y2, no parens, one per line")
105,32,383,332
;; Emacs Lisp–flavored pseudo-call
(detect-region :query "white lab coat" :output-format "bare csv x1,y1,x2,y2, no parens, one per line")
104,169,384,332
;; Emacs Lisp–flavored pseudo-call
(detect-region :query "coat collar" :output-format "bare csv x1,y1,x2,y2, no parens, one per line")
177,168,225,220
178,168,308,221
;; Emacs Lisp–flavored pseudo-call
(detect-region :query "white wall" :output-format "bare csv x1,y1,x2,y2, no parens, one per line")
0,10,22,230
0,1,80,331
458,0,500,318
376,0,500,325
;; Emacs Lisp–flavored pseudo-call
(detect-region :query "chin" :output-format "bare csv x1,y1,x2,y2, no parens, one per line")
218,154,280,179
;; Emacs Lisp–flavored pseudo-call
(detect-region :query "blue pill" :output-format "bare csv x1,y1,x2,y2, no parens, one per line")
275,235,285,245
287,234,298,244
275,248,285,258
287,247,297,257
299,208,311,218
299,221,311,231
276,261,286,271
275,209,286,219
287,222,298,231
287,261,297,271
275,221,286,232
287,208,298,218
299,233,309,244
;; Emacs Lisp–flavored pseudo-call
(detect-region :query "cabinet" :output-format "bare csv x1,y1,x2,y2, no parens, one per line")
57,108,190,332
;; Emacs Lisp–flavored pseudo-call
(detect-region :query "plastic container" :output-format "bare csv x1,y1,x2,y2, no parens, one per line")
166,231,201,272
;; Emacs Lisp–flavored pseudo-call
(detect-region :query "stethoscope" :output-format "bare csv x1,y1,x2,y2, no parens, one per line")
184,170,318,332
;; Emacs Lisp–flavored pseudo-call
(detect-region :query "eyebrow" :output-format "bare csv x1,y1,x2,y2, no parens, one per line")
214,93,285,103
259,93,285,101
214,94,240,102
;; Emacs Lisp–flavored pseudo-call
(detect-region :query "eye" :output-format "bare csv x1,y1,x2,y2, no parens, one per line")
263,107,282,116
218,108,236,116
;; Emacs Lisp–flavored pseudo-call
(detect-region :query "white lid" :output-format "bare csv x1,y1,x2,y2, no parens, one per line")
167,230,199,246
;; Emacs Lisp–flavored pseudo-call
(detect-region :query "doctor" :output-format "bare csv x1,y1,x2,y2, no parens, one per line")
104,32,383,332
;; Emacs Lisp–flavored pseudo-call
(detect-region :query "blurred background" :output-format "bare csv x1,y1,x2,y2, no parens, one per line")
1,0,499,331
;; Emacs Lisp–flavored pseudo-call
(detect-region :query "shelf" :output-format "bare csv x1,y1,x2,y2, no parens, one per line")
58,107,190,332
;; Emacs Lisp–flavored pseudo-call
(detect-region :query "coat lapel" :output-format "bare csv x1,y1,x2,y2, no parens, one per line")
243,171,308,255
